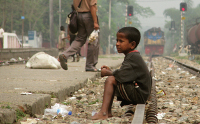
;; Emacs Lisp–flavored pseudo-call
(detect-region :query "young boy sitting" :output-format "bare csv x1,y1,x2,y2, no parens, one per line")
91,27,152,120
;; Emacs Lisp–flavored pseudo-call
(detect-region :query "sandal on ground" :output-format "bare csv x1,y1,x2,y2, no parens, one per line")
95,68,101,72
85,68,100,72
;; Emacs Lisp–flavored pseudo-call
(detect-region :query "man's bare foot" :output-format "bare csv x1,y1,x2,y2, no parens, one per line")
91,112,108,120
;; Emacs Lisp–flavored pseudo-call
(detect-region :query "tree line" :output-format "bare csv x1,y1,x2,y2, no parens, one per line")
0,0,154,53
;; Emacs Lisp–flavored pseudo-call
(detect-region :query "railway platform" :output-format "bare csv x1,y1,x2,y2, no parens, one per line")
0,54,124,123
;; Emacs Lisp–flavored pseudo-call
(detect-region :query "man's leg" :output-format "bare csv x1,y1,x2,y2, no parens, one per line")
93,32,100,68
91,76,117,120
86,37,100,71
82,13,96,71
86,43,95,70
59,40,84,70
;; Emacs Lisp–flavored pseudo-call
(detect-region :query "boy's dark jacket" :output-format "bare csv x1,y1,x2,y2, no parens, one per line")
113,51,152,104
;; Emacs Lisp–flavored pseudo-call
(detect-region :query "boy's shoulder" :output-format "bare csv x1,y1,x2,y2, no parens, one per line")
126,51,141,59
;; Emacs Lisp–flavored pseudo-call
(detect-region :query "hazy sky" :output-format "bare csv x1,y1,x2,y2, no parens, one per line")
136,0,200,30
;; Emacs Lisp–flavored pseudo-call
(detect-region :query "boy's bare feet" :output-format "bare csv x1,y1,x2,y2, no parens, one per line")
91,112,108,120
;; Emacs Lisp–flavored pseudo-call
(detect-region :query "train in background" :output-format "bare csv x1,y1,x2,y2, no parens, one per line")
144,27,165,56
187,19,200,54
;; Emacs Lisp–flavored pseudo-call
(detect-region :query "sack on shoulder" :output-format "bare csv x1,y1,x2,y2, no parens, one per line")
68,10,78,34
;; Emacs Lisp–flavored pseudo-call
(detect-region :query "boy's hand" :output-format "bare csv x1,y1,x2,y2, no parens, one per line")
101,65,112,77
101,65,111,71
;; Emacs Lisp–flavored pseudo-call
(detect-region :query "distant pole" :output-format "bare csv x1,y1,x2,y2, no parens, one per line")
108,0,111,54
180,11,185,53
179,11,187,56
49,0,53,48
125,4,127,27
22,0,24,48
59,0,61,31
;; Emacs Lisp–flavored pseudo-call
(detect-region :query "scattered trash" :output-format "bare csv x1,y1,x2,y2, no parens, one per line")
190,76,196,79
10,58,17,62
57,108,72,115
20,118,37,124
25,52,61,69
14,88,23,90
169,64,174,68
165,67,172,70
44,103,72,117
20,92,32,95
179,71,186,74
157,90,166,97
18,57,24,61
69,97,76,100
71,121,81,124
161,71,166,74
50,80,57,82
178,116,188,122
156,113,166,119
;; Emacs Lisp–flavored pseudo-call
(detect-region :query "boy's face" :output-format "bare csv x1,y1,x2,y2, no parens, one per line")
116,32,136,55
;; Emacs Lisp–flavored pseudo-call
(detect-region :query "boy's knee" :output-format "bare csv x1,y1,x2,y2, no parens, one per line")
106,76,117,85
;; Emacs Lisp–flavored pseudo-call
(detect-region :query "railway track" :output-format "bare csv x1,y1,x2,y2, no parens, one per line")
133,56,200,123
152,56,200,123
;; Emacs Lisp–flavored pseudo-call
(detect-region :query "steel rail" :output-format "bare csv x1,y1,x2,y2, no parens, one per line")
163,56,200,77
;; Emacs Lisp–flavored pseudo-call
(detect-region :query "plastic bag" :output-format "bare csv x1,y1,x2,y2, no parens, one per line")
88,30,99,44
44,103,72,117
25,52,61,69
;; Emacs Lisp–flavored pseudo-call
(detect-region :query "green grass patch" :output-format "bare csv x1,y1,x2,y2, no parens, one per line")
195,60,200,64
45,103,49,108
175,56,188,60
51,94,56,98
5,105,11,109
88,99,99,105
16,109,26,121
77,100,84,104
93,81,100,85
170,52,179,57
62,101,71,105
1,105,12,109
98,55,108,58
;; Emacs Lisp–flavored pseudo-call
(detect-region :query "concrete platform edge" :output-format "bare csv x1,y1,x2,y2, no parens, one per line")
0,62,122,123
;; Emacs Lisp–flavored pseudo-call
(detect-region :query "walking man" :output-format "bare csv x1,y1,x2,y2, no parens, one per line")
59,0,100,72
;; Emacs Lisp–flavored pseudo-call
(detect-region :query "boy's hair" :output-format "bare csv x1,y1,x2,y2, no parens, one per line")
118,27,141,49
60,26,65,31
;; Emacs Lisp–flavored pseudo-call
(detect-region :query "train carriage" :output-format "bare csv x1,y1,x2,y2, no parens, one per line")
187,22,200,54
144,27,165,56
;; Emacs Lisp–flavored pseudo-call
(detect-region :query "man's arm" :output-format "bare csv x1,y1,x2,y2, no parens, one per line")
90,4,99,30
